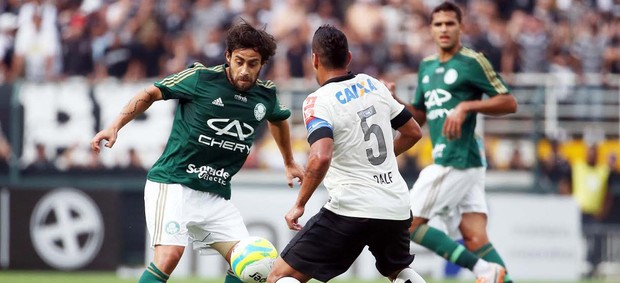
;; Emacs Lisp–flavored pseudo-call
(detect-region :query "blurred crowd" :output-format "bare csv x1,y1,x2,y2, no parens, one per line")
1,0,620,84
1,1,619,276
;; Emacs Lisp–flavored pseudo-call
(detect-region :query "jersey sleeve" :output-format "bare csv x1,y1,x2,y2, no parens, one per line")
375,78,412,130
371,76,407,120
412,65,426,111
154,62,203,100
267,88,292,121
302,94,334,144
468,54,510,97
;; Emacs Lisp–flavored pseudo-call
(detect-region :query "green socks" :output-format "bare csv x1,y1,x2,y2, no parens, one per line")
411,224,479,270
474,243,512,283
224,270,245,283
138,262,169,283
136,262,249,283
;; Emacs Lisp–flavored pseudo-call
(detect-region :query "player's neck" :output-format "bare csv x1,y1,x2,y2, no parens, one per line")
320,69,350,86
438,43,462,63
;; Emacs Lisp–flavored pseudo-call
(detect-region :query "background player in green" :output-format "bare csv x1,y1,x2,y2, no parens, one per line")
390,2,518,283
90,21,304,283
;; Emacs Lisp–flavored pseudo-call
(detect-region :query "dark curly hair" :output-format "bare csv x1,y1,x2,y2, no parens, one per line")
226,20,277,64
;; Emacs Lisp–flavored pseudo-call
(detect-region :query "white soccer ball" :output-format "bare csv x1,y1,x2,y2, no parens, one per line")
230,237,278,283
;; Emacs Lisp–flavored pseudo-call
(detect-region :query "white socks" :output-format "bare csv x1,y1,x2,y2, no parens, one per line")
393,267,426,283
472,259,490,276
275,277,301,283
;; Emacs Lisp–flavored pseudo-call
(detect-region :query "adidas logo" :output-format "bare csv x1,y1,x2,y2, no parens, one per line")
212,97,224,107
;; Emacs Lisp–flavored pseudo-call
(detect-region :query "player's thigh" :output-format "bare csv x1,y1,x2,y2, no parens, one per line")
367,217,415,277
144,181,191,247
144,181,249,255
410,164,471,219
211,241,238,261
456,167,487,215
456,168,489,244
186,190,249,256
280,208,367,282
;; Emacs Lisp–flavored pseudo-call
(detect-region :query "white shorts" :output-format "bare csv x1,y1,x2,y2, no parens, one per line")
410,164,487,221
144,180,249,253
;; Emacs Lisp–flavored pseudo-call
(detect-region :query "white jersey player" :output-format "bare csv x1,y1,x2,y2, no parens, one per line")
268,24,425,283
303,73,412,220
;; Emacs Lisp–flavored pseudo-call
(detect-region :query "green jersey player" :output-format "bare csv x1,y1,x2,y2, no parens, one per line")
91,22,304,283
391,2,517,283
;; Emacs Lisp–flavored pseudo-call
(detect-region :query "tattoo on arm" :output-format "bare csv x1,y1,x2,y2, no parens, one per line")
120,89,156,116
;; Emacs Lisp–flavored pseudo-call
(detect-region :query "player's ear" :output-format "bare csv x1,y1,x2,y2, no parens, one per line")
312,52,319,70
225,51,231,64
346,51,352,67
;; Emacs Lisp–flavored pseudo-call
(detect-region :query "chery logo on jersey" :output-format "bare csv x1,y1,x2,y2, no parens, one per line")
334,78,378,104
186,164,230,185
207,119,254,140
198,135,251,154
424,89,453,120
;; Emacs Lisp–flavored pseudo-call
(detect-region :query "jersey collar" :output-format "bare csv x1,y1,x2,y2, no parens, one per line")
321,72,355,86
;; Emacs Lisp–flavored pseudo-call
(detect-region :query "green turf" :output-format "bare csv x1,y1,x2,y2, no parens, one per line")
0,272,610,283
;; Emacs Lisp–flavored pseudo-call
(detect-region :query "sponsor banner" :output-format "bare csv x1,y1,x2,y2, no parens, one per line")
7,187,121,270
18,81,173,171
165,189,582,281
486,193,584,280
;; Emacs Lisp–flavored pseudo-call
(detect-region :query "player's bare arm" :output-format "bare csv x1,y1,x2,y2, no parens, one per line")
443,94,517,140
90,85,163,153
268,119,305,187
410,107,427,127
394,118,423,157
285,137,332,231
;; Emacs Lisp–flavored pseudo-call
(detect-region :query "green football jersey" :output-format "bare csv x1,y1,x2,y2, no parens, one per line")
147,63,291,199
412,47,510,169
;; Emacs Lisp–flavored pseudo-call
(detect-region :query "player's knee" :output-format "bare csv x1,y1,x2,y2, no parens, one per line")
462,234,489,251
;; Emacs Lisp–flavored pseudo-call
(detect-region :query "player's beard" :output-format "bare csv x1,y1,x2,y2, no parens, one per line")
233,76,257,92
228,68,259,92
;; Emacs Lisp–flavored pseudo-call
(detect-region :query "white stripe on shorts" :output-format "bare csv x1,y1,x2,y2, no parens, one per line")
420,166,451,218
154,183,168,245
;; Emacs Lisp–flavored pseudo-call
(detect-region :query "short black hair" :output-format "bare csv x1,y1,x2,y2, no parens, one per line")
226,20,277,64
431,1,462,23
312,24,349,69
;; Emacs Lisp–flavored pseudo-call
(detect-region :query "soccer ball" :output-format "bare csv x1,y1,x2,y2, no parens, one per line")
230,237,278,283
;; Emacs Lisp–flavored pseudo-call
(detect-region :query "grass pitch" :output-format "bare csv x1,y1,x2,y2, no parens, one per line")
0,271,612,283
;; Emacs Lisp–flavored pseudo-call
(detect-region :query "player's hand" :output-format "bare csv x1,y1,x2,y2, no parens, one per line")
285,162,304,188
442,104,467,140
90,127,118,153
380,80,400,102
284,205,305,231
381,80,396,95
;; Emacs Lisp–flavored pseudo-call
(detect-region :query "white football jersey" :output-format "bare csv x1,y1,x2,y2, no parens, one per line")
302,73,410,220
